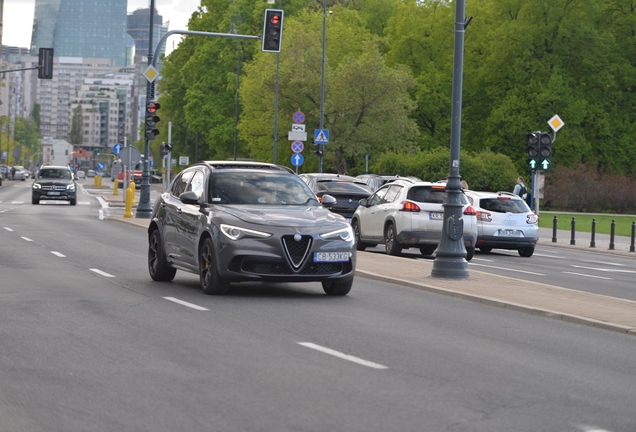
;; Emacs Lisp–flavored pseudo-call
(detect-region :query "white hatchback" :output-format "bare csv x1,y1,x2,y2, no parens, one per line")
464,190,539,257
352,180,478,260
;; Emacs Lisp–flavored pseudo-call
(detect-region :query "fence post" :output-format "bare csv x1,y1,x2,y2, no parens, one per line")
570,217,576,245
609,220,615,250
590,218,596,248
630,222,635,253
552,215,558,243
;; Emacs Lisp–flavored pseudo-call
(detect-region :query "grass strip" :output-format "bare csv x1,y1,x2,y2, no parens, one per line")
539,212,636,237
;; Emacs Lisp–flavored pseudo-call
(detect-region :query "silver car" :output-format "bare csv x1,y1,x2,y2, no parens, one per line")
352,179,478,260
464,190,539,257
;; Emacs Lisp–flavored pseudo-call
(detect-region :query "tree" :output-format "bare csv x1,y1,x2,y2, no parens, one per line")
69,105,83,145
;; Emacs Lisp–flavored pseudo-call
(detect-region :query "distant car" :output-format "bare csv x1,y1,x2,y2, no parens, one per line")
12,166,28,181
298,173,373,222
150,169,163,184
352,179,478,260
32,165,77,205
356,174,422,191
86,169,96,178
75,170,86,179
464,190,539,257
148,160,356,296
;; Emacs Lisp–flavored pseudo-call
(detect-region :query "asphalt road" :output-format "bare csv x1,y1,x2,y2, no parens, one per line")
1,181,635,432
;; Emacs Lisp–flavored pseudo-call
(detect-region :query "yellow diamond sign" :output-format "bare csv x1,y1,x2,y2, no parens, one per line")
548,114,564,132
143,65,160,83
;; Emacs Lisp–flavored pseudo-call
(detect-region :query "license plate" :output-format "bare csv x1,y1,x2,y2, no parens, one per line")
429,212,444,220
47,191,61,196
314,252,350,262
496,229,523,237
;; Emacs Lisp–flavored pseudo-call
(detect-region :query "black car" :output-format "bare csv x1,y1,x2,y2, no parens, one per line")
298,173,373,222
148,161,356,295
32,166,77,205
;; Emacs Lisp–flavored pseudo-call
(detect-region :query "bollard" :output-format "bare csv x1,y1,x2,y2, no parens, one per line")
93,174,98,186
630,222,635,253
124,186,134,218
113,178,119,196
570,217,576,245
590,218,596,248
97,175,102,189
609,220,616,250
130,180,136,204
552,215,558,243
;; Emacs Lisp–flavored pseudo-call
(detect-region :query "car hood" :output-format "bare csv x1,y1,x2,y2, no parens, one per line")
215,205,345,227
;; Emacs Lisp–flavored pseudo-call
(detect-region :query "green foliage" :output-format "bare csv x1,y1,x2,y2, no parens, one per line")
69,105,83,145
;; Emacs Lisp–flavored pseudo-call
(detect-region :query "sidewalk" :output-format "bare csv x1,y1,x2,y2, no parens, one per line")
101,210,636,337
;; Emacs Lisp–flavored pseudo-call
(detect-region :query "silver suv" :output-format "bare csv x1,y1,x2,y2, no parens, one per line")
351,180,478,260
464,190,539,257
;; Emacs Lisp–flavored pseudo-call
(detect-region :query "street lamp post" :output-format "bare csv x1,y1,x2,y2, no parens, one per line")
431,0,469,279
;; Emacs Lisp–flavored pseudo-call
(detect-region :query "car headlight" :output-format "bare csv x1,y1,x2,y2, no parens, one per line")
67,184,76,190
220,224,272,240
33,183,41,189
320,226,354,242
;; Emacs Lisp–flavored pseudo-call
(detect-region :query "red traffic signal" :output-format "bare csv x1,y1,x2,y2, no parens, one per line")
146,102,160,113
262,9,284,53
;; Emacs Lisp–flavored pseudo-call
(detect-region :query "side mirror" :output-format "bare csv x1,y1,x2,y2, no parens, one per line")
321,194,337,208
359,198,368,207
179,190,200,205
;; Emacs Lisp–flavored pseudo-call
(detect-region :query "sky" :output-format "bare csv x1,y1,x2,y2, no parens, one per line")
2,0,202,56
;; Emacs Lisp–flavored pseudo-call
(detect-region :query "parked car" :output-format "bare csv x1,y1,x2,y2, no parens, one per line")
351,179,478,260
464,190,539,257
31,165,77,205
356,174,422,191
148,161,356,295
298,173,373,222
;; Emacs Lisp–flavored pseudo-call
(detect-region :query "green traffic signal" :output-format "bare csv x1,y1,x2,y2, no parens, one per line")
528,159,537,170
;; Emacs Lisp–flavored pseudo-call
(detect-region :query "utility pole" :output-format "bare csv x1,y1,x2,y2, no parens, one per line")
318,0,327,173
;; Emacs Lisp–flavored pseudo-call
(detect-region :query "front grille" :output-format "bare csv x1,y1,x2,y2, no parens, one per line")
282,235,312,269
299,262,342,274
242,257,292,274
41,185,67,191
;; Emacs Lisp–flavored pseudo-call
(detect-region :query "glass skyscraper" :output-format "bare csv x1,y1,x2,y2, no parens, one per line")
30,0,128,67
127,8,169,60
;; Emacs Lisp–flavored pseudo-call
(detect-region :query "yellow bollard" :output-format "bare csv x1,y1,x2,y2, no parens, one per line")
124,186,134,218
97,175,102,189
130,180,136,204
113,178,119,196
93,174,98,186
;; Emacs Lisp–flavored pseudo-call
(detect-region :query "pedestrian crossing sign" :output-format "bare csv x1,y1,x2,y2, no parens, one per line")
314,129,329,144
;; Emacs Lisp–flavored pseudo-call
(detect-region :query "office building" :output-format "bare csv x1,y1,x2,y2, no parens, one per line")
30,0,128,67
127,8,169,61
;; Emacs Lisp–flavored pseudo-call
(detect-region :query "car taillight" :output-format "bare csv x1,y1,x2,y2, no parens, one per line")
400,201,420,212
463,205,476,216
527,214,539,224
476,211,491,222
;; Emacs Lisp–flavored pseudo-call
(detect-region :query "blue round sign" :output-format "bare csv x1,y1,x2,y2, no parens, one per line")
291,140,304,153
292,111,305,124
113,143,123,155
97,162,106,170
291,153,304,167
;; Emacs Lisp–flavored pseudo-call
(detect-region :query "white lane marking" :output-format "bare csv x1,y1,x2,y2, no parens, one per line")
468,263,546,276
11,201,24,204
21,237,34,242
89,269,115,278
51,251,66,258
576,424,614,432
581,260,625,267
563,272,611,280
571,265,636,273
3,227,14,231
533,253,563,258
298,342,388,370
472,257,494,262
164,297,209,311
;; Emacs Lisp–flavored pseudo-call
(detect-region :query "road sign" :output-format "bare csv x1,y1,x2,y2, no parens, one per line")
119,146,142,166
179,156,189,166
314,129,329,144
291,153,304,167
292,111,305,124
113,143,123,155
291,141,304,153
548,114,564,132
97,162,106,170
142,65,160,83
288,131,307,141
291,124,305,132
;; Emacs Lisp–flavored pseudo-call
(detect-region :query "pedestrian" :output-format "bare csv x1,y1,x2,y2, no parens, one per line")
513,176,528,201
11,166,16,181
460,180,468,190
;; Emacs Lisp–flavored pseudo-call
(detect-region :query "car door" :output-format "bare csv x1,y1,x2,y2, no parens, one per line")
162,170,193,262
359,186,389,241
172,170,206,268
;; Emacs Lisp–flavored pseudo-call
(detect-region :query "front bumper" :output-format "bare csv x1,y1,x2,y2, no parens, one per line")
33,190,76,201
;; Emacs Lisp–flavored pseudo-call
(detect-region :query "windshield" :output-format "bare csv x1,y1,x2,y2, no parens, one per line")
209,172,318,205
38,169,72,180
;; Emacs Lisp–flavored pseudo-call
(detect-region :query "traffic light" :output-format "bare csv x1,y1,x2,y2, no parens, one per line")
262,9,284,53
160,142,172,157
38,48,54,79
539,132,553,171
96,149,101,157
526,132,541,170
314,146,323,156
145,102,160,140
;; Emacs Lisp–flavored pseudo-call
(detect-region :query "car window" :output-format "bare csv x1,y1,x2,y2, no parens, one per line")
187,171,205,201
315,180,372,194
210,172,317,205
383,185,402,203
172,170,194,197
38,169,71,179
480,198,529,213
408,186,469,205
367,187,389,206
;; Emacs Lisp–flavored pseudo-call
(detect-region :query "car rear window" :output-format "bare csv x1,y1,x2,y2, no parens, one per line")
407,186,468,204
479,198,530,213
315,181,372,194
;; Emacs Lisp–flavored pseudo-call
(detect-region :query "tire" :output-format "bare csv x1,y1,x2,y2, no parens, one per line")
384,223,402,256
518,247,535,257
352,220,367,251
465,246,475,261
199,237,229,295
479,247,493,253
419,245,436,256
70,198,77,206
322,279,353,296
148,229,177,282
32,197,39,205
